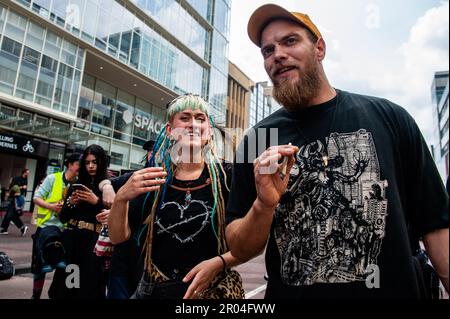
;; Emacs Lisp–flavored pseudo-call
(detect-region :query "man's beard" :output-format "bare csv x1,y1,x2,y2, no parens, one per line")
272,62,321,111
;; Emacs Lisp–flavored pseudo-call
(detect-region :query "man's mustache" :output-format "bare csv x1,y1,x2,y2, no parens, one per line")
270,64,299,78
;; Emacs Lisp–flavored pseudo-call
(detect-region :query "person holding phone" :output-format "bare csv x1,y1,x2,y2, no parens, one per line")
49,144,109,299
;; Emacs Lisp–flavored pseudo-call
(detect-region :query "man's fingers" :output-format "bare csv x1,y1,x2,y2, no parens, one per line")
260,153,282,167
255,153,282,175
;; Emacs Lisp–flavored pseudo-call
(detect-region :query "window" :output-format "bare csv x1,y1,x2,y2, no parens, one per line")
24,21,45,51
0,4,7,32
34,115,49,133
60,39,76,66
49,120,70,139
81,0,97,43
17,110,33,130
110,142,130,168
50,0,69,27
95,8,110,51
91,80,115,137
4,11,27,42
0,104,16,128
53,63,74,113
119,31,131,63
36,54,58,107
0,37,22,94
67,0,85,36
69,70,81,115
43,31,61,60
130,145,146,169
114,90,134,143
133,98,152,146
130,31,141,69
32,0,51,19
76,47,84,70
76,73,95,130
16,46,40,101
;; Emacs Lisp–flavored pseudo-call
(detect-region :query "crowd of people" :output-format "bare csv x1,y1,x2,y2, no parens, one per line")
0,3,448,300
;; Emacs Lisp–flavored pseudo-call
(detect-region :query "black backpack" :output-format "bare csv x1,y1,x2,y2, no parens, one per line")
0,251,15,280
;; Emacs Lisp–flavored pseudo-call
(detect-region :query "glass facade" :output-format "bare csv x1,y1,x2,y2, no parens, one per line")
13,0,207,97
0,4,84,115
130,0,230,117
131,0,208,59
73,74,165,170
249,82,280,127
208,0,230,119
186,0,211,22
431,71,449,181
3,0,231,171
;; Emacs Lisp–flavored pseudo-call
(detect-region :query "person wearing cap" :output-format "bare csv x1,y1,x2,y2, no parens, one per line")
30,153,80,299
226,4,448,298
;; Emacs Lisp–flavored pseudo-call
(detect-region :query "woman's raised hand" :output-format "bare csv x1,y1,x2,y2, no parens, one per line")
115,167,167,202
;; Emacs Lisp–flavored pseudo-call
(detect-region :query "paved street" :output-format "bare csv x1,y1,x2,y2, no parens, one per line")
0,212,268,299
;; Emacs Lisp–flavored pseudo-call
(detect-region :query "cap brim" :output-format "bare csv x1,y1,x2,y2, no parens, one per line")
248,4,300,47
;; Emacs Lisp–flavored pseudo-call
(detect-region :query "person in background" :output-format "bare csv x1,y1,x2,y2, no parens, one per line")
31,154,80,299
50,145,109,299
0,185,27,236
10,168,29,197
31,175,46,225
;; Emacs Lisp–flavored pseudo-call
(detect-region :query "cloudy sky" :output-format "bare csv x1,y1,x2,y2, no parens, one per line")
228,0,449,146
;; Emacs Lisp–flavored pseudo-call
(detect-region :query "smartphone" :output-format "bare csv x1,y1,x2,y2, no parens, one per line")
72,183,87,191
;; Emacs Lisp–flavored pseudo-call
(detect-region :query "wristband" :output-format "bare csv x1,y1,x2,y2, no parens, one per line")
218,255,226,272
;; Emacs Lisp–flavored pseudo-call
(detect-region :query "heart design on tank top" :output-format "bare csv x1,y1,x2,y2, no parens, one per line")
155,200,211,243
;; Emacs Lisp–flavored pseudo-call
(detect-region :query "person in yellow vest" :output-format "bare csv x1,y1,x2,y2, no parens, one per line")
31,153,80,299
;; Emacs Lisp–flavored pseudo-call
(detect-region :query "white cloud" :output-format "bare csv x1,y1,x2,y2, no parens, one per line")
228,1,449,146
328,1,448,145
371,1,449,143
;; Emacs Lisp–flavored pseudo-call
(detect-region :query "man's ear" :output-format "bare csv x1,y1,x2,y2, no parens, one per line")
316,38,326,62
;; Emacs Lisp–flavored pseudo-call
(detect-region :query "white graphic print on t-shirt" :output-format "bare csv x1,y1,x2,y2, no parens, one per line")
275,129,388,286
155,199,212,244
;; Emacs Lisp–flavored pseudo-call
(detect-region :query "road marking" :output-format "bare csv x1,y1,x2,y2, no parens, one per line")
245,284,267,299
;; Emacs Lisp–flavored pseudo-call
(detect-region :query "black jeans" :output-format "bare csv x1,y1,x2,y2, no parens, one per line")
0,206,24,231
131,273,189,299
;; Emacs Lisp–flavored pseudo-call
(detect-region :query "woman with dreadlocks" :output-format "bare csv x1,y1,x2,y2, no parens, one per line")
109,94,244,299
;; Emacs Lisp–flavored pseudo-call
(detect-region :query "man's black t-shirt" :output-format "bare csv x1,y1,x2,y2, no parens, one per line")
227,90,449,298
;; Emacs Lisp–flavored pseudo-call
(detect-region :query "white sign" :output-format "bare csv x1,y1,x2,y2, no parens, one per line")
135,114,163,134
23,141,35,153
0,134,17,150
122,109,164,134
